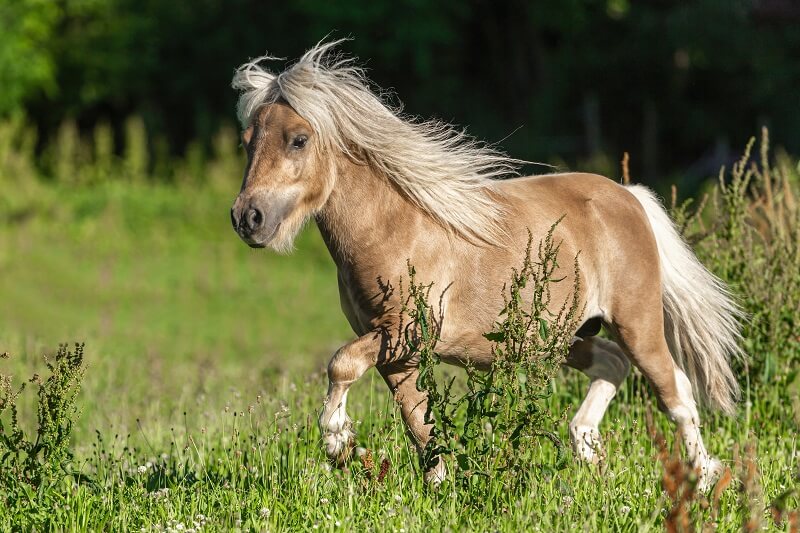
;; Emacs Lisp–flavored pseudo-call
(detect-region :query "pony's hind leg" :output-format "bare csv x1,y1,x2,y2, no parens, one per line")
319,333,381,464
565,337,631,463
610,303,723,490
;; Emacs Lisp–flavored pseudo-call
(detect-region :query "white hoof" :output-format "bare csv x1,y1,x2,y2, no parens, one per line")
423,459,447,486
570,424,604,464
697,457,724,492
323,427,355,464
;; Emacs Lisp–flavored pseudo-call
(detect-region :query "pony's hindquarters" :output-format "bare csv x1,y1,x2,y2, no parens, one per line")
626,185,743,414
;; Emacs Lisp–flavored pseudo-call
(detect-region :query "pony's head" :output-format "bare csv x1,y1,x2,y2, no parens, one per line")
230,100,332,252
231,39,521,251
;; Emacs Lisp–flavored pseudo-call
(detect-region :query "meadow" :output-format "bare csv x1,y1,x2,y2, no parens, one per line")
1,119,799,531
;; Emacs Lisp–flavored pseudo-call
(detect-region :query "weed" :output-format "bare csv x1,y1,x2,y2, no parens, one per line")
409,222,581,492
671,129,800,386
0,343,87,527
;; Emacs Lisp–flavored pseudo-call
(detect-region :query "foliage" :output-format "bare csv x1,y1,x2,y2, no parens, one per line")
0,118,799,528
409,223,581,492
0,0,60,114
0,344,86,526
672,128,800,387
2,0,800,181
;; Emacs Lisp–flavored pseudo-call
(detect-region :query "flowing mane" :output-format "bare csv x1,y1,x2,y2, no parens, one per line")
231,39,521,243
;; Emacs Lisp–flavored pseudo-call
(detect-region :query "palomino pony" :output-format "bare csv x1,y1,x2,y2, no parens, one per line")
229,40,743,489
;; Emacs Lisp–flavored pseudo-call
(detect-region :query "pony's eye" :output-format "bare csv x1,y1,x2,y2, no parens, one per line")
291,135,308,149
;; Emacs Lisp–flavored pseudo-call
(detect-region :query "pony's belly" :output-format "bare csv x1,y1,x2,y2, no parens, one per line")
434,333,495,370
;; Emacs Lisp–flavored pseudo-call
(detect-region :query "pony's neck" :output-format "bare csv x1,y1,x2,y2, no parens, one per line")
315,157,422,265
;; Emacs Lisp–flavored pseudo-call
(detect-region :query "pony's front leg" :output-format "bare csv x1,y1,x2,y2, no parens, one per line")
319,333,381,464
379,362,446,485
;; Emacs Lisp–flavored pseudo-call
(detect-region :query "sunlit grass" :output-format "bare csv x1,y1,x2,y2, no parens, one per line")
1,178,798,531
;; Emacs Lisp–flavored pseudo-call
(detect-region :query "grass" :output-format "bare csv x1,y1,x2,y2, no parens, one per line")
1,131,799,530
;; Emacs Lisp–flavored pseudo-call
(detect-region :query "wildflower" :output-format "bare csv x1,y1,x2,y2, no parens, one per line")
138,465,148,474
320,497,330,504
620,505,631,515
394,494,402,503
260,507,271,518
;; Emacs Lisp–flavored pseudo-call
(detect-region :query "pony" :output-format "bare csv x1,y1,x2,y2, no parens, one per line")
229,40,743,489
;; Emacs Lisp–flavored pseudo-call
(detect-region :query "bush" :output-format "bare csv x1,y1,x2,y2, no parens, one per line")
0,343,87,526
408,222,581,492
672,128,800,389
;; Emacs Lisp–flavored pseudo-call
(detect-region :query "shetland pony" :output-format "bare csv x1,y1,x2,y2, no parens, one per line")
229,40,742,489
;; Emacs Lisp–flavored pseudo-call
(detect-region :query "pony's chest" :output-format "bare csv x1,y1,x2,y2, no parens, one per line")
335,267,397,335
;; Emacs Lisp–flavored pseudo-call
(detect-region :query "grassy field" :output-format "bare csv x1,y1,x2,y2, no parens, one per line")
1,170,799,530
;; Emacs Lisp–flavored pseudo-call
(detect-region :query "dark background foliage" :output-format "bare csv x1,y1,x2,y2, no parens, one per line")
2,0,799,189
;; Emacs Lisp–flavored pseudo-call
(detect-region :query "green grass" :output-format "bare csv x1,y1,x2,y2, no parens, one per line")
1,178,799,531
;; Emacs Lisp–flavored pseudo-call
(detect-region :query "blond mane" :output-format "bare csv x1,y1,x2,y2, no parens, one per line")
232,39,522,243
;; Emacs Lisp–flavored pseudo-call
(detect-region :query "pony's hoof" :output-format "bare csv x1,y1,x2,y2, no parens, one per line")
323,428,356,466
697,457,725,492
569,424,604,464
423,459,447,487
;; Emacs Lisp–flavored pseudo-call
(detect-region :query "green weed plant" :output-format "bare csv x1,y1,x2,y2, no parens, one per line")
408,223,581,494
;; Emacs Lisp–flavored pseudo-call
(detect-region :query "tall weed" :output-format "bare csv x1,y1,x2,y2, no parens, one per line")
408,223,581,491
0,343,87,523
672,129,800,387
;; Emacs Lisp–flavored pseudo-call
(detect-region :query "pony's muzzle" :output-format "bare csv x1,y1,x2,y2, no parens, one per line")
231,192,291,248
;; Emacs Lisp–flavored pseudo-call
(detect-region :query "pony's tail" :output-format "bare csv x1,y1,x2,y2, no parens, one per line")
627,185,744,414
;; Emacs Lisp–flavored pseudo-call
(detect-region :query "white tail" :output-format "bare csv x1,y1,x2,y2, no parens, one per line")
627,185,744,414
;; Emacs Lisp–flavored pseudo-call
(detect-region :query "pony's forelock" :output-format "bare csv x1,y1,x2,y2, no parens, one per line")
232,39,523,243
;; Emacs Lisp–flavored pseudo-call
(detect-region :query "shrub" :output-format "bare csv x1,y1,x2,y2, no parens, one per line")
672,129,800,388
0,343,87,523
408,222,581,491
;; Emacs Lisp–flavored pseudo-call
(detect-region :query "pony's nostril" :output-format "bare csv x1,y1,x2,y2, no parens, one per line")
246,207,263,231
230,207,238,230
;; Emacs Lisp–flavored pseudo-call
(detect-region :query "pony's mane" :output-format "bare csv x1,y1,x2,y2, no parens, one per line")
232,39,522,243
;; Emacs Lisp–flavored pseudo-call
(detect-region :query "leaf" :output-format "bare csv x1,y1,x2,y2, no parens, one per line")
538,318,549,340
483,331,505,342
456,453,470,471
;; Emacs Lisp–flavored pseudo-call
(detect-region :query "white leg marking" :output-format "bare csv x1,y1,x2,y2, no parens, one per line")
570,379,617,463
424,458,447,486
670,366,723,491
319,389,355,461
